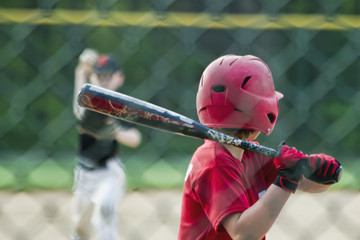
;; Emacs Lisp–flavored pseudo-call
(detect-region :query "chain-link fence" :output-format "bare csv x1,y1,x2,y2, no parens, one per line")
1,0,360,239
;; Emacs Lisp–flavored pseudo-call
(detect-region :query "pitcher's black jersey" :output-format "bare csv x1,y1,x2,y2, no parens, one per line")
77,109,133,169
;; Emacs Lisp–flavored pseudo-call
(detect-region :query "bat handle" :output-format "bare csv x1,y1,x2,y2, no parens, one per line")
206,129,281,158
239,140,280,158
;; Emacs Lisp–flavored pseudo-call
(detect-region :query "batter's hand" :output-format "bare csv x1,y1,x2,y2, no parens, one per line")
302,153,341,184
273,144,307,192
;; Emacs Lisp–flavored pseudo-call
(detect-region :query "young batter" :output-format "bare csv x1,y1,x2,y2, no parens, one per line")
178,55,341,240
71,49,142,240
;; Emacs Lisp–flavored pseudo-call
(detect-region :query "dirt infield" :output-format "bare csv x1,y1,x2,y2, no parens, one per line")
0,190,359,240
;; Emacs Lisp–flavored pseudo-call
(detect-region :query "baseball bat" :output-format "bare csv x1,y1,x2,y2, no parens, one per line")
77,83,342,183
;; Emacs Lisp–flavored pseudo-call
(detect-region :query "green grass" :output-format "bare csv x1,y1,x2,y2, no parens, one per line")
0,151,358,191
0,151,191,191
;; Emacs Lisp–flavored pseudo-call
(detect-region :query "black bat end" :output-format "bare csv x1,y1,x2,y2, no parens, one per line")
334,165,343,183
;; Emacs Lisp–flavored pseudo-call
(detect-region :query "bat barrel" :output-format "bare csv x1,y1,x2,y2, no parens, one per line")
77,83,210,140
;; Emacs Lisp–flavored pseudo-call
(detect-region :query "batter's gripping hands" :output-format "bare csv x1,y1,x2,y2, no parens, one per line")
302,153,342,184
273,144,307,193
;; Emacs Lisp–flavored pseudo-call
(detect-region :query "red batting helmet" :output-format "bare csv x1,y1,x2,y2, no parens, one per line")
196,55,283,135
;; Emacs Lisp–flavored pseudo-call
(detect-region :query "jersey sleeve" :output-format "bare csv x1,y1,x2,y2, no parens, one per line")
194,165,250,233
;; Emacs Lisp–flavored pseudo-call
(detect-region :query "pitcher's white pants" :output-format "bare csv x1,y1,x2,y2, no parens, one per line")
71,158,126,240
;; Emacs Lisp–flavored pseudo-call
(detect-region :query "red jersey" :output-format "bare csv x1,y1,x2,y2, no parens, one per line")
178,140,277,240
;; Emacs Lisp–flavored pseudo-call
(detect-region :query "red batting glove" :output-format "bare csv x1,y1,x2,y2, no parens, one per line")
302,153,341,184
273,145,307,192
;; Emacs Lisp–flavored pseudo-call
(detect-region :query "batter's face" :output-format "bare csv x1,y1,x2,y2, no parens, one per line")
90,71,124,91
